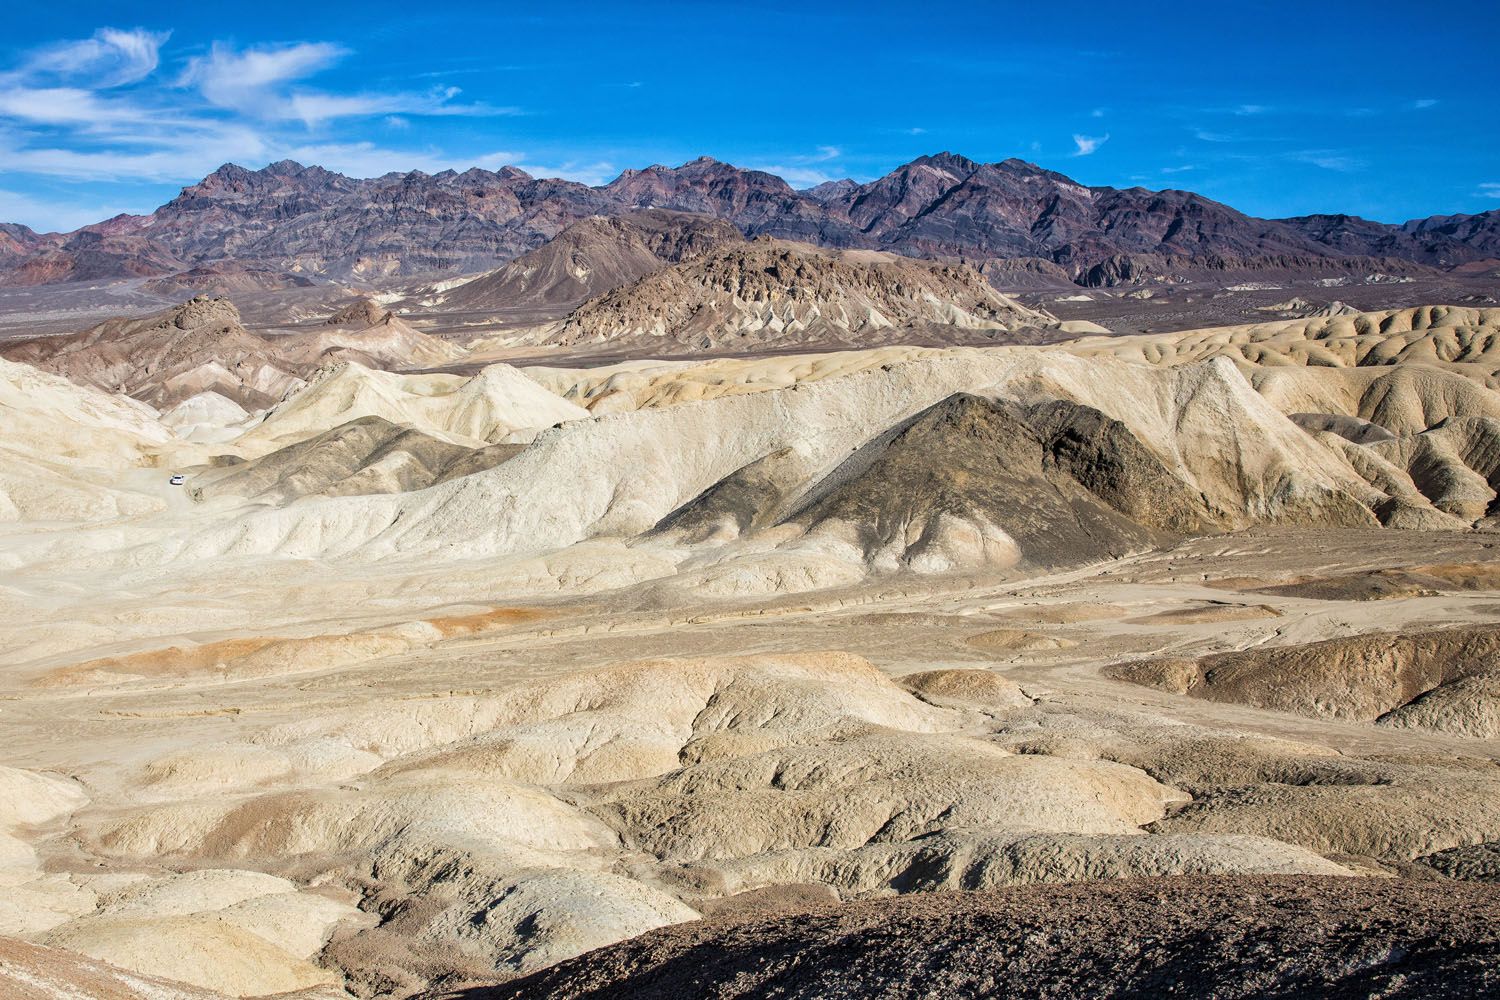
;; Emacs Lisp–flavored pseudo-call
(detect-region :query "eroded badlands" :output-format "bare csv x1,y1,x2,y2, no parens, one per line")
2,304,1500,997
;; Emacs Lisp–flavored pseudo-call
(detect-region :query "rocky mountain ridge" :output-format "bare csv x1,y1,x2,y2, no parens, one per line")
2,153,1497,290
547,237,1058,352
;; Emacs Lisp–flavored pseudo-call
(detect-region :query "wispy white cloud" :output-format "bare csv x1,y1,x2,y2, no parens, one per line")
14,27,169,88
1161,164,1196,174
284,88,511,127
905,126,927,135
286,92,404,126
180,41,346,114
1478,183,1500,200
0,109,525,186
0,86,126,124
177,41,514,126
410,65,524,79
1071,133,1109,156
466,150,527,171
0,187,139,232
1235,104,1269,116
1290,150,1365,172
0,121,270,182
0,27,533,221
1411,98,1439,110
0,27,176,129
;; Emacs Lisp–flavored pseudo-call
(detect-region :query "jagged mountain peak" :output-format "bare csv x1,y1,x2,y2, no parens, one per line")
264,158,312,176
802,179,859,203
912,151,982,175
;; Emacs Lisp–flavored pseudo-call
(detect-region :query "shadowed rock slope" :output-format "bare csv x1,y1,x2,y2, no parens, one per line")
193,416,525,504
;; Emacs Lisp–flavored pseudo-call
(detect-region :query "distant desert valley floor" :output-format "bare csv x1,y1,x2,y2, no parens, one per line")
2,155,1500,998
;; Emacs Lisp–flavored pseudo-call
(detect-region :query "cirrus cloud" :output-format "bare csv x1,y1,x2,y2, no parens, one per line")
13,27,169,89
1071,133,1109,156
180,41,347,115
178,42,513,125
0,26,527,217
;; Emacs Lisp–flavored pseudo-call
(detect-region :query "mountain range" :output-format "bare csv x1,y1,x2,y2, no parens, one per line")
3,152,1498,290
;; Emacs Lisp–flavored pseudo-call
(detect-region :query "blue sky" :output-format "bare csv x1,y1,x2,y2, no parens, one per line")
2,1,1496,231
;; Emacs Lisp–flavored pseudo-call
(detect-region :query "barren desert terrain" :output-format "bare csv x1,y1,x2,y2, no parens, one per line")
2,285,1499,996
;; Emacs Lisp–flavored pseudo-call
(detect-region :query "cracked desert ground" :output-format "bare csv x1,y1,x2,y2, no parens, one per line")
4,307,1500,997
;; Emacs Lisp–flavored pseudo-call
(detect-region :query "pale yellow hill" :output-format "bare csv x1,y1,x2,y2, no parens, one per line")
1068,305,1500,385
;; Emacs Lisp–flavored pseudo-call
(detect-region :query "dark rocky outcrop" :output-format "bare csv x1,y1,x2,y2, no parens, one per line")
784,394,1168,569
459,876,1500,1000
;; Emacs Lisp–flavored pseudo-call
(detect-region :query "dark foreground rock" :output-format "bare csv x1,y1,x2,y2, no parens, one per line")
437,876,1500,1000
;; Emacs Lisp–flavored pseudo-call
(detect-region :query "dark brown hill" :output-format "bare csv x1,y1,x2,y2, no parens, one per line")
434,210,743,315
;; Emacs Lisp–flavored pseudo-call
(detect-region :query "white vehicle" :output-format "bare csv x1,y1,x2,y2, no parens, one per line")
169,475,186,486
